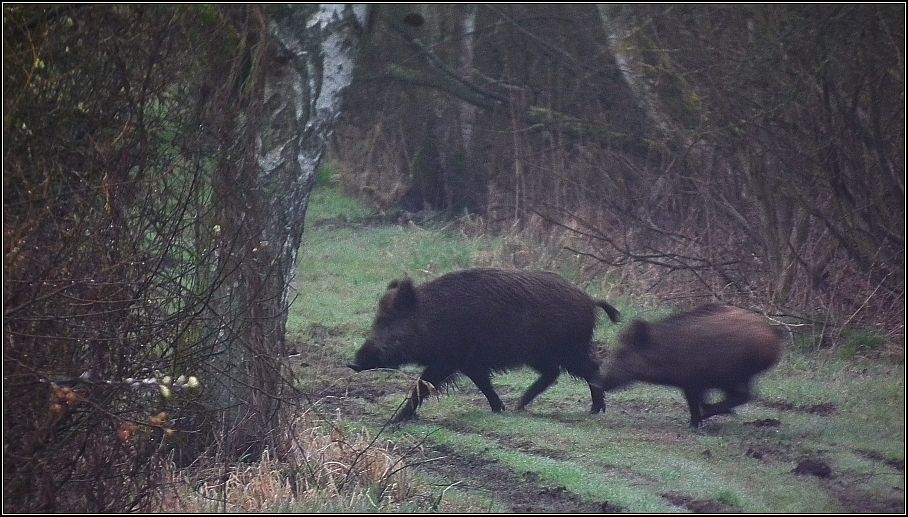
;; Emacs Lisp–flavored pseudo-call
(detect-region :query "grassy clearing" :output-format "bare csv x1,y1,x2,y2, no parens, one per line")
283,180,905,512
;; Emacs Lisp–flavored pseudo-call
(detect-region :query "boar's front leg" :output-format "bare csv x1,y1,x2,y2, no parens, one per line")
565,356,606,414
462,367,505,412
393,365,455,423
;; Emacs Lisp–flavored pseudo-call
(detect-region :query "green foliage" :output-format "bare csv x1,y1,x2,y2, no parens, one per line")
791,331,821,353
406,228,476,274
306,186,372,225
317,160,343,185
839,328,887,359
786,325,888,359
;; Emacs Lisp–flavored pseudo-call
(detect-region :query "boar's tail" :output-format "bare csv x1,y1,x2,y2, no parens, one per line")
595,300,622,323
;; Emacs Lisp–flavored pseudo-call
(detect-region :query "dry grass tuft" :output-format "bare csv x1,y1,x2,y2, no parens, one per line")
151,408,427,512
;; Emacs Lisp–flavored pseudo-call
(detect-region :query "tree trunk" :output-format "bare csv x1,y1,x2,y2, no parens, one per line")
596,4,801,305
597,4,673,139
406,5,486,209
207,3,369,459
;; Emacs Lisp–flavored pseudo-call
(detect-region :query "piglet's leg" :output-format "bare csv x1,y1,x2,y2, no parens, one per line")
701,382,752,420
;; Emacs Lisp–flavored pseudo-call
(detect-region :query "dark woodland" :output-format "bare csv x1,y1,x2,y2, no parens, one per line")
3,4,903,512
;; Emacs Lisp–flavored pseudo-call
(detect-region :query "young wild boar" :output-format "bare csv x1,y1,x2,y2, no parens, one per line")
601,304,783,428
348,268,622,422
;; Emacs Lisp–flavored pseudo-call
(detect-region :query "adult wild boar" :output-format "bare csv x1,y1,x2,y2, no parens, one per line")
602,304,783,428
348,268,622,422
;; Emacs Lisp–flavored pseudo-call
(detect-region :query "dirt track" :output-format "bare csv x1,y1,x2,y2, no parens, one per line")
296,338,905,513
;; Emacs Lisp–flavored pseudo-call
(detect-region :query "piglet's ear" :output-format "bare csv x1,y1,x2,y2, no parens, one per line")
391,277,417,311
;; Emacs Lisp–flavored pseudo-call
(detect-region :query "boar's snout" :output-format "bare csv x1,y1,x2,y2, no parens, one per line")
349,339,386,372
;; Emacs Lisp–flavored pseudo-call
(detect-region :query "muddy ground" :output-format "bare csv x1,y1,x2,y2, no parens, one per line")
291,335,904,514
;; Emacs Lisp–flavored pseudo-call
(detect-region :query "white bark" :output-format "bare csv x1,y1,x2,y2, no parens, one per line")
266,4,369,296
211,4,368,456
596,5,805,305
597,4,673,138
457,5,478,149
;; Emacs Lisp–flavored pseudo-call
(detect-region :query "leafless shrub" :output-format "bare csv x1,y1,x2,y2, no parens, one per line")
2,5,287,511
335,5,904,349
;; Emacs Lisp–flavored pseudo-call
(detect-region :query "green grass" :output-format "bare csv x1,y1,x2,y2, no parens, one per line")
289,223,499,351
399,424,674,512
287,181,906,513
839,328,888,359
306,183,371,226
292,179,622,341
388,398,844,512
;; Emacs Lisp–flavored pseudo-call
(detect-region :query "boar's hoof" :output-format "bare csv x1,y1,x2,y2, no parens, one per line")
391,414,415,424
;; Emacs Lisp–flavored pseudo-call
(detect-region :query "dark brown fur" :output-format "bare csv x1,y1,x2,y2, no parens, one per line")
602,304,783,427
349,268,621,422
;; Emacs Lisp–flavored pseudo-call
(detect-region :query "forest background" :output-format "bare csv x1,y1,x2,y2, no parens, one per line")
3,4,903,512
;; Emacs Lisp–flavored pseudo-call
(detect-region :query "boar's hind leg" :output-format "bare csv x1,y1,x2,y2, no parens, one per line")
683,387,707,428
393,365,455,423
463,368,505,412
516,364,560,411
701,382,752,420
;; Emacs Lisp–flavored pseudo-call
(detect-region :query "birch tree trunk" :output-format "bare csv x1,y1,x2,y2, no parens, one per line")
596,4,802,305
208,4,369,458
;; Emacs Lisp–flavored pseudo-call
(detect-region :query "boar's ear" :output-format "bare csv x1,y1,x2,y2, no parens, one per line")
390,277,417,312
626,320,650,348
